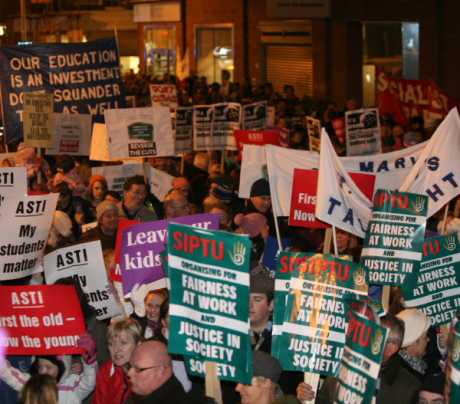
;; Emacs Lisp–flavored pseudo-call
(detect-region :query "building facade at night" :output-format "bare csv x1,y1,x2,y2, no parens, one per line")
1,1,460,105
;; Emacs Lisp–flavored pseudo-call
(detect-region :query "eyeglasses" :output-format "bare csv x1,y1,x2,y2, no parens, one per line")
418,399,444,404
128,363,163,373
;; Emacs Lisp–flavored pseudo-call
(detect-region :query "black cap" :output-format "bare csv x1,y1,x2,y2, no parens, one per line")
420,372,445,396
250,178,270,197
252,351,282,383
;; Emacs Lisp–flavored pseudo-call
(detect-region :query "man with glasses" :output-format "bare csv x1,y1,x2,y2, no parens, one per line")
118,176,158,222
127,340,188,403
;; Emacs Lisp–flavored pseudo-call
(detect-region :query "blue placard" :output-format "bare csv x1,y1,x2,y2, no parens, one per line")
0,37,126,145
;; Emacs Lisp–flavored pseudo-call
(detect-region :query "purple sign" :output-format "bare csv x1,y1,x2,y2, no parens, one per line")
120,213,220,295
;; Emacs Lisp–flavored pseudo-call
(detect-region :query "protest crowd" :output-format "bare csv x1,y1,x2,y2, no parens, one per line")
1,38,460,404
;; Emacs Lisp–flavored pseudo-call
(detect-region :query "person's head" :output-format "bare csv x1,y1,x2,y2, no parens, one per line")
234,212,268,239
163,189,191,218
193,152,209,171
208,162,222,179
172,176,190,198
128,340,173,396
96,200,119,234
56,155,75,174
380,314,405,362
397,308,430,358
210,203,232,230
418,372,445,404
336,229,352,253
249,270,274,332
145,289,169,322
123,175,148,210
30,356,65,381
54,181,73,211
105,190,122,204
20,374,58,404
107,318,142,369
249,179,271,214
89,175,108,202
235,351,282,404
392,124,405,139
345,98,359,111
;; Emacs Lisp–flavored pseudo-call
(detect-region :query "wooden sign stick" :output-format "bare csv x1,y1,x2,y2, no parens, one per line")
205,361,223,404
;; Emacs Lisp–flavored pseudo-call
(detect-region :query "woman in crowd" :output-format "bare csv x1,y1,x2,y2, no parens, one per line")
92,318,142,404
85,175,108,216
19,374,58,404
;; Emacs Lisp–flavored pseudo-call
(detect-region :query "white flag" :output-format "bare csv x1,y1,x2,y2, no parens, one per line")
400,108,460,216
315,130,373,238
241,141,426,216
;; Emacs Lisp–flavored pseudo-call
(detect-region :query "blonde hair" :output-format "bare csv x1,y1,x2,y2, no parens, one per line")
107,317,142,344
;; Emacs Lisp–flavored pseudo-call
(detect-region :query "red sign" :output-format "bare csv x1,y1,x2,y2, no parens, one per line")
376,71,459,127
234,129,281,151
112,218,139,282
0,285,86,355
289,169,376,228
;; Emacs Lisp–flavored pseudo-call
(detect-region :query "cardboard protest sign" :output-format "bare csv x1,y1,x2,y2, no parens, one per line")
147,166,174,202
193,104,213,151
0,193,58,281
334,311,388,404
106,107,174,159
306,116,321,153
168,224,252,383
403,235,460,326
120,214,220,296
0,167,28,208
289,169,376,229
449,321,460,403
175,107,193,154
46,113,92,155
234,129,281,153
90,123,110,161
0,38,126,145
242,101,267,130
92,163,145,193
0,285,85,355
274,253,368,376
345,108,382,156
361,190,428,286
44,241,121,320
23,92,54,148
149,84,178,110
210,103,241,151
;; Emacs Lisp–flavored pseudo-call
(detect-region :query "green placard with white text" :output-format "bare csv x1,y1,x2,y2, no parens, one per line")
361,189,428,286
167,223,252,384
334,311,388,404
275,254,368,376
403,234,460,327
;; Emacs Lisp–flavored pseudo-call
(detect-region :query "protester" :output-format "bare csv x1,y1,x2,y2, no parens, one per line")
93,318,142,404
19,374,58,404
85,175,108,214
235,351,297,404
163,189,191,219
81,200,119,251
417,372,445,404
130,285,169,340
127,340,189,402
118,175,158,222
0,337,97,404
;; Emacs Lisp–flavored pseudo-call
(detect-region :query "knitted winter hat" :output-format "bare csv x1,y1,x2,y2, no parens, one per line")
96,200,118,222
31,356,66,382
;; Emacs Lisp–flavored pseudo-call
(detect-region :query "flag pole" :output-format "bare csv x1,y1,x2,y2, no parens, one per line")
332,226,338,256
441,203,449,235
